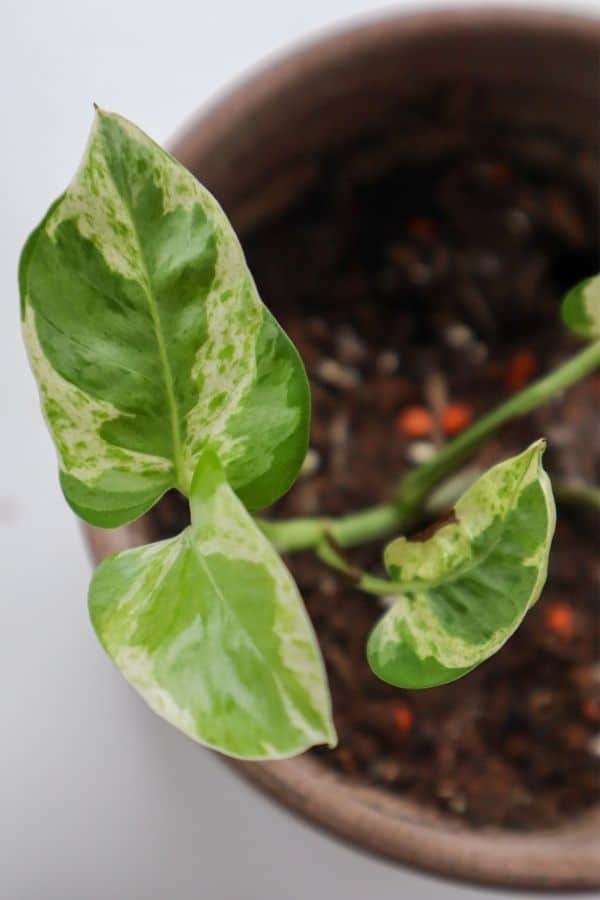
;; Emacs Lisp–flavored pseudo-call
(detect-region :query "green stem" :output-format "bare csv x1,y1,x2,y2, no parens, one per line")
553,479,600,511
258,341,600,554
394,340,600,515
315,538,401,597
258,503,402,554
258,467,481,553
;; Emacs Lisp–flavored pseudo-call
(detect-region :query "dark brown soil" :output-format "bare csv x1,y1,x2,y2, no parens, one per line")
156,87,600,830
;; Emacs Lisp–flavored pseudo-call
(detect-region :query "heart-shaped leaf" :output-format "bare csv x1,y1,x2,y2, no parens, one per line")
20,110,309,526
89,451,336,759
561,274,600,339
368,441,556,689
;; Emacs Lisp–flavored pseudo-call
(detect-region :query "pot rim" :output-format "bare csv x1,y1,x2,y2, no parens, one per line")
170,5,600,175
86,7,600,890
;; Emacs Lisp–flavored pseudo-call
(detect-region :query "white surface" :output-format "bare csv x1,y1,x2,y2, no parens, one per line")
2,2,598,898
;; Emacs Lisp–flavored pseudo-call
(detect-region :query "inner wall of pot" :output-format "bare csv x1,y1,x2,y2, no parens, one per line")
183,15,599,234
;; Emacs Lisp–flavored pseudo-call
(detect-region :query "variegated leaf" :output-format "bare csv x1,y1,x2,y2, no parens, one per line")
89,451,336,759
561,274,600,340
368,441,556,689
20,110,309,526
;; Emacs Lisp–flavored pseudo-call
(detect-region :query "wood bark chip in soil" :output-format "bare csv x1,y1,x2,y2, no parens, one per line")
154,87,600,831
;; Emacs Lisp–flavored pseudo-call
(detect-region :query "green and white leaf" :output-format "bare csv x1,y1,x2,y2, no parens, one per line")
89,451,336,759
20,109,309,526
368,441,556,689
561,274,600,339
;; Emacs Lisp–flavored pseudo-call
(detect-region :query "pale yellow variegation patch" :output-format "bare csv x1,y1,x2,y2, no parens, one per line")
182,274,262,490
116,644,197,734
373,593,506,670
47,115,146,285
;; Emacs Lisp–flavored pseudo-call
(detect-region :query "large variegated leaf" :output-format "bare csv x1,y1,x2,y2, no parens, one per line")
561,274,600,339
20,109,309,526
89,451,336,759
368,442,556,689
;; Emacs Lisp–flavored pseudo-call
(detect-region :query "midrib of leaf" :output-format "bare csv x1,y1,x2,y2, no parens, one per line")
142,282,186,489
189,537,272,670
187,531,298,710
112,178,186,492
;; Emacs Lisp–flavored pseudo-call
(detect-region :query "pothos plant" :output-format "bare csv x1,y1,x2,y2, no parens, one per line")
20,110,600,760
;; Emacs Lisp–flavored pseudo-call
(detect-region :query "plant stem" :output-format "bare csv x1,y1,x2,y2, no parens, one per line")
393,340,600,515
315,538,402,597
258,467,482,553
258,503,402,554
258,341,600,554
316,473,600,598
553,479,600,511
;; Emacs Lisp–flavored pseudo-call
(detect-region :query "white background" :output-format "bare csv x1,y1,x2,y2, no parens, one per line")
2,2,598,898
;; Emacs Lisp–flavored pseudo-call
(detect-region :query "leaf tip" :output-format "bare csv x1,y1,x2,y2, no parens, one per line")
91,102,109,121
91,104,118,130
531,436,547,457
520,438,547,473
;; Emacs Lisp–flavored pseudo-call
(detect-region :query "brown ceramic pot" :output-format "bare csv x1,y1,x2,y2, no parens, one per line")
85,8,600,890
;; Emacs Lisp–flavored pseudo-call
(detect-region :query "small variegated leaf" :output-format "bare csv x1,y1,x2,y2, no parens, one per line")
20,110,309,526
561,274,600,339
88,451,336,759
368,441,556,689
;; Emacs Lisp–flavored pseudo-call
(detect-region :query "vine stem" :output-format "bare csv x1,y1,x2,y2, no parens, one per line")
315,537,402,597
393,340,600,515
553,479,600,511
257,341,600,554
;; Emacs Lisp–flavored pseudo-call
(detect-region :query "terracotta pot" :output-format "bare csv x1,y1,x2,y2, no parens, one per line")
84,8,600,890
